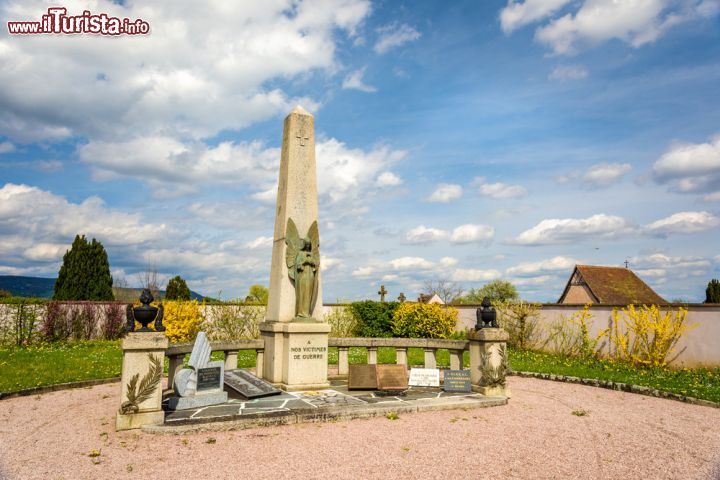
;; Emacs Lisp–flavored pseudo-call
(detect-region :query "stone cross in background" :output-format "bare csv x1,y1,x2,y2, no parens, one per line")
398,293,406,303
378,284,388,302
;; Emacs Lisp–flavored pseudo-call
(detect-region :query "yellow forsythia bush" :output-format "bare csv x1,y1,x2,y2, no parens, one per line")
391,303,457,339
162,300,204,343
608,304,694,368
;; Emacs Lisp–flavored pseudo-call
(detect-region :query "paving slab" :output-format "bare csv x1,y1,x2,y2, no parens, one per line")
148,380,506,434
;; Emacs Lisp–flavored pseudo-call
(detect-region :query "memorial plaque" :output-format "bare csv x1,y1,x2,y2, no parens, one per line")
408,368,440,387
376,364,408,391
443,369,471,392
197,366,222,391
224,369,281,399
348,364,378,390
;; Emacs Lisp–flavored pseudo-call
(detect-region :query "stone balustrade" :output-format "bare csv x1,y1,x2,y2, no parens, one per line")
328,337,469,374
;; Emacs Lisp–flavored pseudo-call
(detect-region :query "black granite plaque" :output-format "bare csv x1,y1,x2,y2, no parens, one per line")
376,364,408,391
197,366,222,391
443,369,471,393
348,364,378,390
224,369,281,399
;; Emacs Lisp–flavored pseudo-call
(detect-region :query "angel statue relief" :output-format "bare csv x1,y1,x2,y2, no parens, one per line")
285,218,320,320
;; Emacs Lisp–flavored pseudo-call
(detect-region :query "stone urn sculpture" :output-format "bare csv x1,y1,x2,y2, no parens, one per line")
125,288,165,333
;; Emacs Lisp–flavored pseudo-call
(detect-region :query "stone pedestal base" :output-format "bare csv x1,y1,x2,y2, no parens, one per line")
116,332,168,431
168,391,228,410
472,385,512,398
259,320,331,391
116,410,165,431
468,328,510,398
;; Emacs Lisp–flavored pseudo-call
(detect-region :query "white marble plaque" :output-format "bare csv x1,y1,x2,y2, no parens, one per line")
408,368,440,387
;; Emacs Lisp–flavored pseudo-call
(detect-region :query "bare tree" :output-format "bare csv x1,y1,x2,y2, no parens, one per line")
137,261,161,299
422,279,464,304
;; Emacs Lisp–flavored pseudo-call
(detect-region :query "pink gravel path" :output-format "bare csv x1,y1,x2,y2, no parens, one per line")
1,377,719,480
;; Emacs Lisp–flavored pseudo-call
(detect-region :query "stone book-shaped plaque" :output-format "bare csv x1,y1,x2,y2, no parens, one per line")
443,369,471,393
376,364,408,391
348,364,378,390
224,369,281,399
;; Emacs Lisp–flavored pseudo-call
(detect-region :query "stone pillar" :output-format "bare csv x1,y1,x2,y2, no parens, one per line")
224,350,238,370
395,347,408,367
258,106,330,391
367,347,378,365
116,332,168,431
424,348,437,369
255,348,264,377
469,328,510,397
167,354,184,391
449,349,463,370
338,347,349,375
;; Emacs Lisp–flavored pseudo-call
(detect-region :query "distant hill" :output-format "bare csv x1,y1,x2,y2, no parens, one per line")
0,276,55,298
0,275,205,301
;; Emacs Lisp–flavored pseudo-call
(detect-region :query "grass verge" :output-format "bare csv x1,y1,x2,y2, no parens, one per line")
1,342,718,404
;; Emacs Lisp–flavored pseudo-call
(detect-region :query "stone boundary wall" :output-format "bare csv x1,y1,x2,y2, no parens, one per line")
2,301,718,366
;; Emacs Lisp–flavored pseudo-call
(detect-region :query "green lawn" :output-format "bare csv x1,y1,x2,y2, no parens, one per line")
0,341,123,392
1,341,718,404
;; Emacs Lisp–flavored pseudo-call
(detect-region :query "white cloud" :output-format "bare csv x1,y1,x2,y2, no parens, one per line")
374,23,421,54
0,183,167,248
631,253,712,269
558,162,632,187
0,141,15,153
352,266,375,278
549,64,588,80
472,177,527,199
502,0,718,55
427,184,463,203
584,162,632,186
512,275,555,286
702,192,720,202
644,211,720,236
23,243,68,262
450,224,495,244
390,256,434,270
439,257,459,268
506,256,580,276
652,134,720,194
514,213,633,245
376,171,403,187
316,139,407,205
405,225,449,244
342,67,377,93
451,269,502,282
322,256,341,271
243,236,273,249
0,1,371,143
500,0,573,33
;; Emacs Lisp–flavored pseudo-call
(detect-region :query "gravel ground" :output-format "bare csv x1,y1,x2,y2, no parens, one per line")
1,377,719,480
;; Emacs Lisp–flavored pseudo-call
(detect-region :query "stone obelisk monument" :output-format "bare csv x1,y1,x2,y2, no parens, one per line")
259,106,331,391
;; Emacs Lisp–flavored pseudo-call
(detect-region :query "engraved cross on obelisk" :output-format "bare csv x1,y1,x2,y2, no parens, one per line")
296,125,310,147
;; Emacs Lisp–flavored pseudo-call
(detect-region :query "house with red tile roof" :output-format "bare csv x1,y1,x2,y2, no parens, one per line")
558,265,667,305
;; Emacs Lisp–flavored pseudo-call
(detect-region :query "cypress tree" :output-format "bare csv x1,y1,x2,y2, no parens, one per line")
53,234,114,300
706,279,720,303
165,275,191,300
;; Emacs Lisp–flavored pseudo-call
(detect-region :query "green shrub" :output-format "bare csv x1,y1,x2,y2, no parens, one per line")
324,306,356,337
205,304,263,340
1,300,39,347
348,301,398,337
494,300,542,350
165,276,191,301
391,303,457,339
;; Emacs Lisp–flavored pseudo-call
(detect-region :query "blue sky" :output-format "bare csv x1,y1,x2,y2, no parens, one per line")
1,0,719,302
